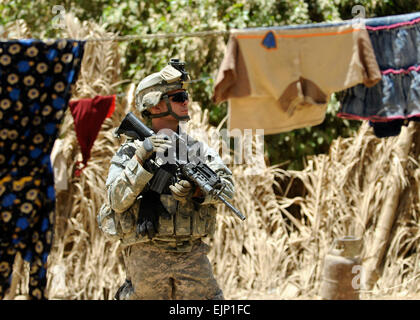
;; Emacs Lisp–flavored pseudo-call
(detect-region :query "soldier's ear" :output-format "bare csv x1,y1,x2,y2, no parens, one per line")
150,104,162,114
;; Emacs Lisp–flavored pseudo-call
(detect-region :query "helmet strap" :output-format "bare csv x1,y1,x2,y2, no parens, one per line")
149,96,190,121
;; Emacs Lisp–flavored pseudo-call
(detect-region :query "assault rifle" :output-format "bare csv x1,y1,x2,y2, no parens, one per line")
114,112,246,221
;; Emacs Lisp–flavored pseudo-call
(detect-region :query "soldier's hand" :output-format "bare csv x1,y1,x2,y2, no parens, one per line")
134,135,172,163
169,180,192,203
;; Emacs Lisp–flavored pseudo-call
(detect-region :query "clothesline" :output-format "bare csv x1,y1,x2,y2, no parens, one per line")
3,20,418,43
84,30,229,42
0,18,367,43
0,29,230,42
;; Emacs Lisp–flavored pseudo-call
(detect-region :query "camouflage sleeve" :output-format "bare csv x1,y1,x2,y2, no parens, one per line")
200,142,235,205
105,141,154,213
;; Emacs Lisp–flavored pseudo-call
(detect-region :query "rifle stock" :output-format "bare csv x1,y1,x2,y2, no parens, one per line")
114,112,154,140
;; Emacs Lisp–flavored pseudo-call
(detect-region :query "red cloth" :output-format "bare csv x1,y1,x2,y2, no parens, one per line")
69,95,116,176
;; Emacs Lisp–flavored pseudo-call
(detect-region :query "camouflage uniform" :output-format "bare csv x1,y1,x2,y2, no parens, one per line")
105,131,234,300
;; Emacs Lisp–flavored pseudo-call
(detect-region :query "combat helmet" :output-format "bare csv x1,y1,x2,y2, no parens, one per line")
135,59,190,121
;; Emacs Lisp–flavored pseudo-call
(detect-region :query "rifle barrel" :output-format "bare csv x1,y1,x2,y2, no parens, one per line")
216,194,246,221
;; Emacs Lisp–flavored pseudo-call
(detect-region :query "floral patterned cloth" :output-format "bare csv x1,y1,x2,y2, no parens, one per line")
0,39,85,299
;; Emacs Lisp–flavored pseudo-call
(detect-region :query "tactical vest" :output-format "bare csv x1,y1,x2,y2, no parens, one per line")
99,136,219,252
97,193,217,252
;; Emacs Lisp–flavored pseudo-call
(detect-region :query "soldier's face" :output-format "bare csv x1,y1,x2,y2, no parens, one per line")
150,89,190,124
165,89,189,118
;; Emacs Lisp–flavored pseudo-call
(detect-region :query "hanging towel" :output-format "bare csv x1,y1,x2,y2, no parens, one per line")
69,95,115,176
0,39,85,299
213,21,381,135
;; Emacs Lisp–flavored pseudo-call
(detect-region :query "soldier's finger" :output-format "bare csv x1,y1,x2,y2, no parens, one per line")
159,140,174,148
169,187,186,200
169,185,178,195
172,184,189,195
151,135,172,145
178,180,191,188
151,139,170,146
176,189,190,197
154,134,171,140
175,183,191,194
155,144,172,153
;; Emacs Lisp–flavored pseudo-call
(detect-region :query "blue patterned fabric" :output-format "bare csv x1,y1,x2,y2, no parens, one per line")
0,39,85,299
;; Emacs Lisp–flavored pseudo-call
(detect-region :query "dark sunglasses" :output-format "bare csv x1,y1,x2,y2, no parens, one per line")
166,91,189,103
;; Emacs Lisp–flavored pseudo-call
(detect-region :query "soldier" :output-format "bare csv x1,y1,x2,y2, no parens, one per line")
104,60,235,300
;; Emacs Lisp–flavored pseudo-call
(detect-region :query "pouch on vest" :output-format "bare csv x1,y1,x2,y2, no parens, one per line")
203,205,217,236
175,199,194,236
194,204,217,236
158,215,174,236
